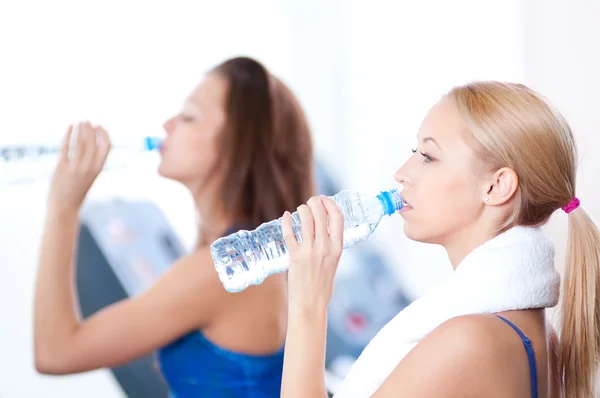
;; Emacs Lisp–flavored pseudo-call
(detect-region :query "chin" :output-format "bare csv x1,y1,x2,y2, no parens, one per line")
157,162,171,178
157,162,181,182
403,222,438,245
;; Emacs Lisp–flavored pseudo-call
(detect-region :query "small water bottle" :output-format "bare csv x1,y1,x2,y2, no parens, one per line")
210,189,404,293
0,136,162,186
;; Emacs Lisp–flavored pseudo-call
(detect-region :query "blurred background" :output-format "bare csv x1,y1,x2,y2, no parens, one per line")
1,0,599,396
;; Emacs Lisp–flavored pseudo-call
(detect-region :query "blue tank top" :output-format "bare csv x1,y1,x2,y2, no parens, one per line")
158,224,285,397
495,315,538,398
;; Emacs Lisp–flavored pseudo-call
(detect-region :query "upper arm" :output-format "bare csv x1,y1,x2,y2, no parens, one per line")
371,315,502,398
55,249,228,373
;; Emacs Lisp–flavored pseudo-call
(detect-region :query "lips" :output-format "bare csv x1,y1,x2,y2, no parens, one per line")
399,196,413,214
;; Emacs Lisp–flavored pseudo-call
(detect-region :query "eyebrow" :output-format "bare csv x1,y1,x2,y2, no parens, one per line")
182,99,201,111
419,136,442,150
184,98,198,106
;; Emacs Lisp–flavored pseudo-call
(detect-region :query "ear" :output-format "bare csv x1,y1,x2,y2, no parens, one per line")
482,167,518,205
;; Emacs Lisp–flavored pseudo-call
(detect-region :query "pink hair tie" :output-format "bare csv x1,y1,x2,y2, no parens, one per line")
562,197,580,214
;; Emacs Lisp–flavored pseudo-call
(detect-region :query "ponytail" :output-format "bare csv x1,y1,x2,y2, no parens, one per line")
558,207,600,397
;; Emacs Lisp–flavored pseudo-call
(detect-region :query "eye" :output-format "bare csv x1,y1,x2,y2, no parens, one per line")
411,148,434,163
420,151,434,163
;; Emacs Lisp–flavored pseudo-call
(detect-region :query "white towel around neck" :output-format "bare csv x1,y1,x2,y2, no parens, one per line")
334,226,560,398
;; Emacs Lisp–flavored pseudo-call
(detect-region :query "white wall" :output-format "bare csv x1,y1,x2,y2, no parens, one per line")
522,0,600,321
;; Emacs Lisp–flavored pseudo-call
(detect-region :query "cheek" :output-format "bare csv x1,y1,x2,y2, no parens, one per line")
189,118,222,155
438,176,480,223
159,130,219,179
435,175,479,213
183,138,218,173
404,174,479,241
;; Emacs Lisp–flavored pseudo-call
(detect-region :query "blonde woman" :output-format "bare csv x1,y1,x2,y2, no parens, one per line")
281,82,599,398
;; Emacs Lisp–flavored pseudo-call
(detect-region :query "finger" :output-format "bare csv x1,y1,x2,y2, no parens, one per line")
80,121,98,171
297,204,314,246
72,122,88,167
281,211,299,252
307,196,328,245
59,125,73,165
93,126,111,170
321,195,344,247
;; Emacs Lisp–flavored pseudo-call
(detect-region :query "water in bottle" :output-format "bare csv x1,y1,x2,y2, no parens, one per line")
210,189,404,292
0,136,162,186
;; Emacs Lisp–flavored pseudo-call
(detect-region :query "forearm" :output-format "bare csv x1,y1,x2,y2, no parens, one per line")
34,207,81,362
281,308,329,398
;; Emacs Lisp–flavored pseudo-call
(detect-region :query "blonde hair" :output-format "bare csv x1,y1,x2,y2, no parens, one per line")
448,82,600,397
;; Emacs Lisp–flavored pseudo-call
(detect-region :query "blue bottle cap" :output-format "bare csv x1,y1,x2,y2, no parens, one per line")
377,189,404,216
144,137,163,151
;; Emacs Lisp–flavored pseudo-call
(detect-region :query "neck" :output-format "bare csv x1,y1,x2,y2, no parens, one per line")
443,223,499,269
187,180,235,246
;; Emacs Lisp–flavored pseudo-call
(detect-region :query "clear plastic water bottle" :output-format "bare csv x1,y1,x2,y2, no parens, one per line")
210,189,404,293
0,136,162,186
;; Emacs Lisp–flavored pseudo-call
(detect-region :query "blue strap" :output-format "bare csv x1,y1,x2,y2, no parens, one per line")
495,315,538,398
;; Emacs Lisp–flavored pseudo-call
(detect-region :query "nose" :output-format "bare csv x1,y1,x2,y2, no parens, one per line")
394,160,413,186
163,116,177,135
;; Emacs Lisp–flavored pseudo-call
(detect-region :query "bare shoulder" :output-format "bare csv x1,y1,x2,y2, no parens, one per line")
430,313,507,346
422,314,509,367
373,314,520,397
171,246,219,277
167,244,221,275
139,246,229,322
163,246,226,294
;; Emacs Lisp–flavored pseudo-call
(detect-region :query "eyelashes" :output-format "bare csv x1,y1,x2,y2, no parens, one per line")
410,148,434,163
